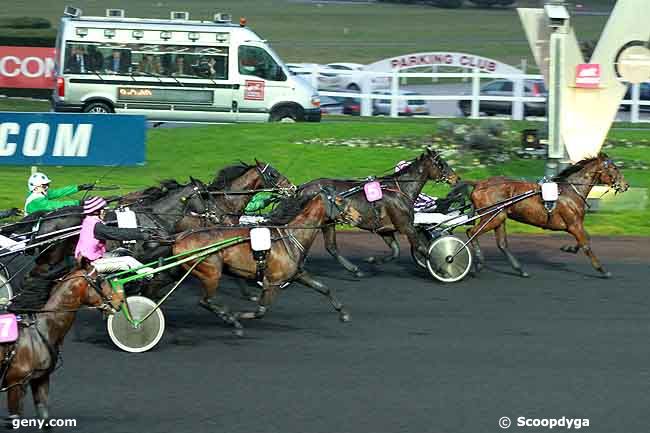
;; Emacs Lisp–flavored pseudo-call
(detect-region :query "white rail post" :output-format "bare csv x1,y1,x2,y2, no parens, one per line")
360,73,372,117
471,68,480,119
631,83,640,123
512,76,525,120
390,70,399,118
432,65,438,83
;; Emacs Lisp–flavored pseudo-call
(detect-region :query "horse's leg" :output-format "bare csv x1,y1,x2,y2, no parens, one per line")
30,375,50,421
366,232,399,264
494,223,529,278
466,223,486,273
194,259,245,336
322,225,366,278
466,212,508,274
7,385,25,419
295,271,350,322
236,279,279,320
236,279,259,302
567,224,611,278
560,243,580,254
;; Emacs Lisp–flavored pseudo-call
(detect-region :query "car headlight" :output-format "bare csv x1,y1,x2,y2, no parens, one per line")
311,95,321,108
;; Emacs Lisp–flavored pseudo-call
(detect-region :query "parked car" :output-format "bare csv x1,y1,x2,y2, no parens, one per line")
319,96,344,115
325,62,390,91
458,79,547,117
620,82,650,111
286,63,341,90
373,90,430,116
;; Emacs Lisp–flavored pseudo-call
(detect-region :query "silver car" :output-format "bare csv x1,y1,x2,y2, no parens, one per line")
458,79,547,117
373,90,429,116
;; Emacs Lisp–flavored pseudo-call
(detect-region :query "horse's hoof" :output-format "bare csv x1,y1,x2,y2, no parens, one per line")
339,311,351,322
520,271,530,278
354,270,367,278
365,257,377,264
601,271,612,279
248,296,259,302
232,328,245,337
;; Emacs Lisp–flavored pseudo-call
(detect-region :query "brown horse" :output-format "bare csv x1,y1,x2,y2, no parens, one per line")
172,186,360,335
0,270,117,423
465,153,629,278
299,148,459,277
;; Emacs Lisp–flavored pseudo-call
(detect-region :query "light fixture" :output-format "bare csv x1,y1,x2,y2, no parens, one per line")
213,13,232,23
170,11,189,20
64,6,82,17
215,33,228,42
106,9,125,18
104,29,116,38
160,30,172,40
188,32,200,41
132,29,144,39
76,28,88,37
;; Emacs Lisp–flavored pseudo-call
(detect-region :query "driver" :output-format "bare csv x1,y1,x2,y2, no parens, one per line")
394,160,437,211
25,172,94,215
75,197,157,276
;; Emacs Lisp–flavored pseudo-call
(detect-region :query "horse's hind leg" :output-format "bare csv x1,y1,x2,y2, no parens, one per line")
194,259,245,336
7,385,25,419
495,223,529,278
236,279,279,320
295,271,350,322
323,225,366,278
30,375,50,421
366,233,399,265
567,224,611,278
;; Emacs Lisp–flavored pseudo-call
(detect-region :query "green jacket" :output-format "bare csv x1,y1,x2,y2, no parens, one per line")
25,185,80,215
244,192,279,215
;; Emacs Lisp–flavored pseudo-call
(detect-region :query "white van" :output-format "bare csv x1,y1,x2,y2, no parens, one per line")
52,7,321,122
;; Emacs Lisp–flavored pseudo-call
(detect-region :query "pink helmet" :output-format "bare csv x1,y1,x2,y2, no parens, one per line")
83,196,107,215
394,160,411,173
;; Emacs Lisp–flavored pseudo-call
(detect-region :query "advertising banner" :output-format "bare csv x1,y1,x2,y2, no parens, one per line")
0,46,56,89
0,112,145,166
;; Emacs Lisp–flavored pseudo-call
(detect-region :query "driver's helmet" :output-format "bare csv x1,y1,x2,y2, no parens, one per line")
28,172,52,192
83,196,107,215
394,160,411,173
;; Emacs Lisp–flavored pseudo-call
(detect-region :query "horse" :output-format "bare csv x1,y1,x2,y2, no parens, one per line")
175,160,293,230
299,148,459,277
0,269,117,423
465,153,629,278
171,186,361,336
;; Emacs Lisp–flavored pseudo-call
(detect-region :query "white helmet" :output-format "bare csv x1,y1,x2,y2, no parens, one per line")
28,172,51,192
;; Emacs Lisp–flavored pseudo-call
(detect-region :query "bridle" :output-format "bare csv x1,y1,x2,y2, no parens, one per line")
257,163,295,194
180,180,220,222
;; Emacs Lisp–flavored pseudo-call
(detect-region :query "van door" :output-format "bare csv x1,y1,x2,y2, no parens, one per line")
232,44,290,122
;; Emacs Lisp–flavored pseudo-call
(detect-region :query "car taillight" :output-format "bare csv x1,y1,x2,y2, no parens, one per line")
56,76,65,98
532,83,540,97
404,106,411,114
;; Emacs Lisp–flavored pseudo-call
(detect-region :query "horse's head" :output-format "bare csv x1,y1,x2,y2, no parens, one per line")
318,185,362,224
421,148,460,185
181,177,218,216
60,270,121,311
254,159,294,190
595,154,629,193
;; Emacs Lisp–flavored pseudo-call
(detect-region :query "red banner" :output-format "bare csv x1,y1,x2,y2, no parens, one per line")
0,46,56,89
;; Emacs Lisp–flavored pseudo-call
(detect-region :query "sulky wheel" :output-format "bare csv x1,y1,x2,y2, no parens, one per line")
0,274,12,306
107,296,165,353
425,235,472,283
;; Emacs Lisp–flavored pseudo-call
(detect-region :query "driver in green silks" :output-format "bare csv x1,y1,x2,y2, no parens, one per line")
24,172,94,215
243,191,282,215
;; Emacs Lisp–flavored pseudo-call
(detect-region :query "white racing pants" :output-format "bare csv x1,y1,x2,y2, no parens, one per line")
92,256,155,277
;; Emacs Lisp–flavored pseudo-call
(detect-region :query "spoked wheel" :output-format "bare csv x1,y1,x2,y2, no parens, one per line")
0,275,12,306
425,236,472,283
107,296,165,353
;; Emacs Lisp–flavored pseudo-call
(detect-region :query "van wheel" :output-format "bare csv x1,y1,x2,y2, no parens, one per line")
270,106,301,122
83,102,113,114
347,83,360,91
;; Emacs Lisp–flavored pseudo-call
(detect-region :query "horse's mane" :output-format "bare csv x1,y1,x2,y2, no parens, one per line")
552,153,608,181
265,186,316,225
384,149,442,179
128,179,186,205
211,162,253,190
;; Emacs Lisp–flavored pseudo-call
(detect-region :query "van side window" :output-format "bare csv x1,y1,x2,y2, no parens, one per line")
238,46,286,82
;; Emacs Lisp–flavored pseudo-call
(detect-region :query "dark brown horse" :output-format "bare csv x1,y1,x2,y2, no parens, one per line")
465,153,629,278
299,148,459,277
172,186,360,335
0,270,117,423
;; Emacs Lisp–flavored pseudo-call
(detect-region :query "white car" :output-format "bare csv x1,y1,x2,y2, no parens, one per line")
373,90,429,116
286,63,341,90
326,62,390,91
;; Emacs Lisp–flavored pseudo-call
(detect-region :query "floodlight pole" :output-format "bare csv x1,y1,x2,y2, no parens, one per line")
545,0,570,177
